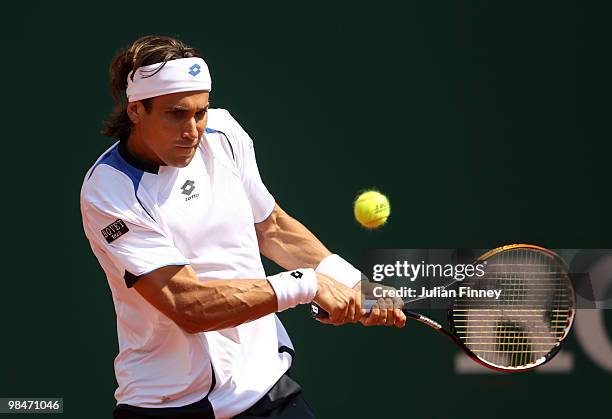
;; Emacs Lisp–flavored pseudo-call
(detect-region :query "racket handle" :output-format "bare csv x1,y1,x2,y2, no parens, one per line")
310,301,442,334
310,302,327,319
309,300,379,319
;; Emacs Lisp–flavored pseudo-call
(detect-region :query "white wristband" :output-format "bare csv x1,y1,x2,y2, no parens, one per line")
315,254,362,288
267,268,318,312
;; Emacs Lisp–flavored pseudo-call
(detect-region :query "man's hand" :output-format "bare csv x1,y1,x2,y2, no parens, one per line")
355,282,406,328
313,273,363,325
359,298,406,328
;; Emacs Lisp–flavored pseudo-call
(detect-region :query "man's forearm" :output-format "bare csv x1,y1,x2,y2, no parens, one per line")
134,265,279,333
178,279,279,332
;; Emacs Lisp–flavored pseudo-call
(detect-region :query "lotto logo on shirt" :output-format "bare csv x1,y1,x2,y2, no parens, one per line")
180,180,200,202
101,219,130,244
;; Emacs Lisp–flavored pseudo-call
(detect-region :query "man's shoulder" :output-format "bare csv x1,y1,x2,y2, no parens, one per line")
80,143,144,208
206,108,237,134
206,108,254,151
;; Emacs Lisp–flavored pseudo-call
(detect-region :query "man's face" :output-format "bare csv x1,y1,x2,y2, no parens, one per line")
129,90,210,168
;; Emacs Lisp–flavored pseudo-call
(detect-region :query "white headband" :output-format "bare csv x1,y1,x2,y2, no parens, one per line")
126,57,212,102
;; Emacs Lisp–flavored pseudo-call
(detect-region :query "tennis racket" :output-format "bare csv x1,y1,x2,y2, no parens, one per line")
311,244,575,372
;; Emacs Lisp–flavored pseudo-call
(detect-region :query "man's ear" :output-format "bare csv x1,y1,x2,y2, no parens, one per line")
127,102,144,124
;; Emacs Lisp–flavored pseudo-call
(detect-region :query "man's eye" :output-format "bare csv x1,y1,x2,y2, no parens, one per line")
171,110,185,117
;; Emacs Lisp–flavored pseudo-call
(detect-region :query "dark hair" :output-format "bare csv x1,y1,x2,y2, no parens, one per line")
101,35,201,141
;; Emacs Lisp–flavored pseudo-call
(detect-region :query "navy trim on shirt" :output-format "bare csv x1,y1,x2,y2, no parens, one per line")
87,143,156,221
206,127,235,161
278,345,295,359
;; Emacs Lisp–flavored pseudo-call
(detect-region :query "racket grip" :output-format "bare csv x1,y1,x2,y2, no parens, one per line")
309,301,378,319
310,302,328,319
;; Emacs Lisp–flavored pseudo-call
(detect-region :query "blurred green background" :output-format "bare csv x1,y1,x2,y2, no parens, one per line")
2,1,610,418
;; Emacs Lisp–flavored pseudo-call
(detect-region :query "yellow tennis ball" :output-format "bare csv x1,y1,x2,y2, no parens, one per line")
353,190,390,229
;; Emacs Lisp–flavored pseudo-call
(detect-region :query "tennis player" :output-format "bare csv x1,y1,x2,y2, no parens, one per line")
80,35,405,419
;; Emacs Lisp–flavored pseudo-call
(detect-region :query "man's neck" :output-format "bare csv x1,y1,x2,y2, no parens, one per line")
119,135,161,174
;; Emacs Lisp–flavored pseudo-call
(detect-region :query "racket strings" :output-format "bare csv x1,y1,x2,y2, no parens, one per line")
451,248,573,369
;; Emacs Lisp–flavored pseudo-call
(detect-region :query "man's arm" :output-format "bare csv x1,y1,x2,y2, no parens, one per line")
133,264,362,333
255,204,332,270
255,204,406,328
133,265,278,333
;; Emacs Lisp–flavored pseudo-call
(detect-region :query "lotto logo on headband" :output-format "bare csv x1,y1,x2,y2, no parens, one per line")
188,64,201,76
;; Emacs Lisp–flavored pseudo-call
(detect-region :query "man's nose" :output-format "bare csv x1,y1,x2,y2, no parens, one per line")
182,117,199,140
